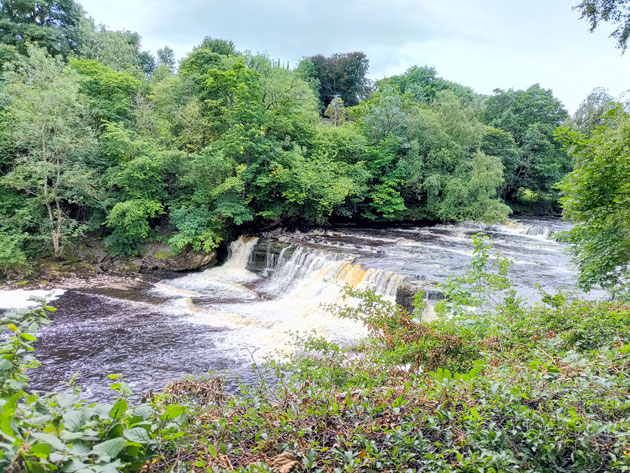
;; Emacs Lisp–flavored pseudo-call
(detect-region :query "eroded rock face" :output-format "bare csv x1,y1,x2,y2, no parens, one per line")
72,240,217,274
247,239,292,273
133,243,217,272
396,280,444,311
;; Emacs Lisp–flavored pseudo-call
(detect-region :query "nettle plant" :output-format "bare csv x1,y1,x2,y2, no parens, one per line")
0,302,187,472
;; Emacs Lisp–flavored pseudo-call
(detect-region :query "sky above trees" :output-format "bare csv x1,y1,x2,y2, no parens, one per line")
78,0,630,113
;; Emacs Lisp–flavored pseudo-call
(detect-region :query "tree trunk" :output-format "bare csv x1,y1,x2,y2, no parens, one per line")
45,202,60,259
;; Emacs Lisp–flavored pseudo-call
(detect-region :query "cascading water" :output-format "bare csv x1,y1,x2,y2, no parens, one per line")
3,217,605,400
155,237,408,355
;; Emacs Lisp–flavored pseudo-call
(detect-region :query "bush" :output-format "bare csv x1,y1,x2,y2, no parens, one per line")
0,231,30,277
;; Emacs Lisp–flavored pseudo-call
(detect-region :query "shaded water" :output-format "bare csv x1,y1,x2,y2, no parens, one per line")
0,218,605,399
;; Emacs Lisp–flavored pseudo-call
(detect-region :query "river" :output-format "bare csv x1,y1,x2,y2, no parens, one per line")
0,217,605,399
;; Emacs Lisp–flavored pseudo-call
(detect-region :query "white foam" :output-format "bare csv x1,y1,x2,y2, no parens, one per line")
0,289,65,310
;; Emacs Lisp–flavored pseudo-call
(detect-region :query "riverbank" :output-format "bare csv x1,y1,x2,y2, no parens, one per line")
1,253,628,472
0,218,607,401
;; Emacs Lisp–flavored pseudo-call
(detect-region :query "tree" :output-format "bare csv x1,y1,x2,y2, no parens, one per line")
157,46,176,73
403,91,510,223
481,127,520,200
78,25,155,76
379,65,479,105
569,87,618,134
556,107,630,290
0,48,97,258
199,37,237,56
0,0,84,58
69,58,141,126
482,85,570,203
575,0,630,51
309,52,371,107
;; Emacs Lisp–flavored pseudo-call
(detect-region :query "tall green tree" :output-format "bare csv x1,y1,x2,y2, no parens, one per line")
78,25,155,77
308,52,371,107
0,0,84,58
0,48,98,258
568,87,617,134
404,91,510,223
556,107,630,290
482,85,570,203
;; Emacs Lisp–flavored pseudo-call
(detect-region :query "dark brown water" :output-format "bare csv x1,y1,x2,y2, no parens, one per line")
0,218,606,400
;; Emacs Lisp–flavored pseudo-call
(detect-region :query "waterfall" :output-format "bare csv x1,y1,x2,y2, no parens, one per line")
155,237,410,355
496,220,556,239
154,236,260,299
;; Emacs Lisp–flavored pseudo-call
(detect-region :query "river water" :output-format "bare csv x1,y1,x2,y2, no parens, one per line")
0,218,605,399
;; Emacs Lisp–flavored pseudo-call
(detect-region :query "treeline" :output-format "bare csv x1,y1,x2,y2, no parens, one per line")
0,0,619,275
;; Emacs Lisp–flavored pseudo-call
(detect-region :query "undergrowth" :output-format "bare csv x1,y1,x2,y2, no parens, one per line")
1,235,629,472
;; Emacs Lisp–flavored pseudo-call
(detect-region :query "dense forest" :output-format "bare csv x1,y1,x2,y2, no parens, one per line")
1,0,621,282
0,1,630,472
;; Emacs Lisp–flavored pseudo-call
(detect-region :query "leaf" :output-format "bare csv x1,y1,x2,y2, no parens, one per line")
123,427,150,444
32,432,66,451
208,442,217,458
160,404,184,420
110,399,127,419
21,333,36,341
0,358,13,370
132,404,152,420
271,452,299,473
61,458,88,472
29,442,50,459
56,392,79,409
91,437,126,460
63,408,90,432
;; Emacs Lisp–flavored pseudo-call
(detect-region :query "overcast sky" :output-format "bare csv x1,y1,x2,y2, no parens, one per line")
79,0,630,113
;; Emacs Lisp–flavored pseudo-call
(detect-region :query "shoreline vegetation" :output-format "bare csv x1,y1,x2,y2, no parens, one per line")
1,236,629,472
0,1,579,281
1,0,629,471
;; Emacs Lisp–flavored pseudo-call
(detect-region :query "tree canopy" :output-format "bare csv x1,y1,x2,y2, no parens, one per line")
0,2,604,275
575,0,630,51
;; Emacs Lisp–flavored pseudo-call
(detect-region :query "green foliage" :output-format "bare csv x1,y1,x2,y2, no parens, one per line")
324,96,346,125
105,199,164,255
70,59,141,126
0,303,187,472
403,90,510,222
0,230,29,276
481,84,570,205
0,47,98,259
379,64,479,105
308,52,371,107
575,0,630,51
78,25,155,77
569,87,618,135
556,106,630,291
0,0,84,58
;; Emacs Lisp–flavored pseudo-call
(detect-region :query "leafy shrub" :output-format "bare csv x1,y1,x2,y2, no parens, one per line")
104,199,164,255
0,231,30,276
0,303,187,472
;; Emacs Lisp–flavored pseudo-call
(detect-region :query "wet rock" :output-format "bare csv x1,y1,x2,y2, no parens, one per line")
247,239,293,273
396,280,444,311
134,243,217,272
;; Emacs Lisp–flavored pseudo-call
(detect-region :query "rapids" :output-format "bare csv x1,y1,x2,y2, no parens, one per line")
0,218,606,399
